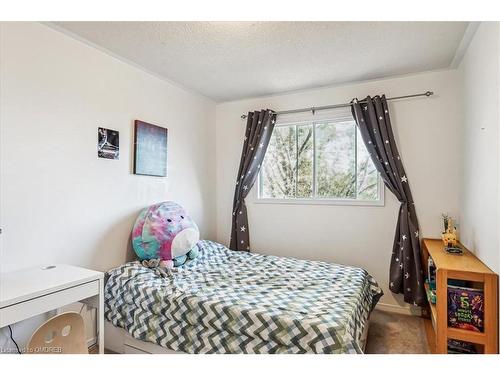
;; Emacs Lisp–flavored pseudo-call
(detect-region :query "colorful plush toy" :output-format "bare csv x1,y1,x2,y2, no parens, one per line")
132,201,200,268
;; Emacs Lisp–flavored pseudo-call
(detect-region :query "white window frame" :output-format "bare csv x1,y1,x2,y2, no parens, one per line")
254,110,385,207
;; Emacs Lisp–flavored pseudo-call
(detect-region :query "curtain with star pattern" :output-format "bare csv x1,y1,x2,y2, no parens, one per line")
351,95,425,306
230,109,277,251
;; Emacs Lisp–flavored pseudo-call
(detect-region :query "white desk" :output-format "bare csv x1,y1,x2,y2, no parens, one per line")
0,264,105,354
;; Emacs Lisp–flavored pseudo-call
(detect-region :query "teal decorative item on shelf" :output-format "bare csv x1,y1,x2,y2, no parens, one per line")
425,279,436,304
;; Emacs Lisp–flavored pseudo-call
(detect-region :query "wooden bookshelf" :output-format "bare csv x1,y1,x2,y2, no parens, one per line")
422,238,498,354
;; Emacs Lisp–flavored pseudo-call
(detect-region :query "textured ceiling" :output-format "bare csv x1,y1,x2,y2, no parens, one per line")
53,22,468,102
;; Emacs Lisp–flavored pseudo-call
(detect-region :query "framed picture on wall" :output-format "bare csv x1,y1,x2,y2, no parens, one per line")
98,127,119,160
133,120,168,177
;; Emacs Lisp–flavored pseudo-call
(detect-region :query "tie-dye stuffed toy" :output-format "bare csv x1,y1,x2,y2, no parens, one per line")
132,201,200,268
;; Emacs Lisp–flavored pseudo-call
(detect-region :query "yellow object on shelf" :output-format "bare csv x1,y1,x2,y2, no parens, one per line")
442,217,458,248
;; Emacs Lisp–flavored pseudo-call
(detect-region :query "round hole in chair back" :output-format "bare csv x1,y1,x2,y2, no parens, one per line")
61,325,72,337
44,331,56,344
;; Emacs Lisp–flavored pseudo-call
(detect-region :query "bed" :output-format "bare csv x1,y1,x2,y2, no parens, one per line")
104,240,382,354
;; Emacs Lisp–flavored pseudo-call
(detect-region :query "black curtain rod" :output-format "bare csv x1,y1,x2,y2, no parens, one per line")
240,91,434,119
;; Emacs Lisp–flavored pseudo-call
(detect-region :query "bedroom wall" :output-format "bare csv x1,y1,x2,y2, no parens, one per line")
457,22,500,276
215,70,462,312
0,22,216,350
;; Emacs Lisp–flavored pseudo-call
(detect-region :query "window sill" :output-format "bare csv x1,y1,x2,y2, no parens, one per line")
253,198,385,207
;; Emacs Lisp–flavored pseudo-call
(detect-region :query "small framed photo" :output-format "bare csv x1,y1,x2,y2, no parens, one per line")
133,120,168,177
98,127,119,160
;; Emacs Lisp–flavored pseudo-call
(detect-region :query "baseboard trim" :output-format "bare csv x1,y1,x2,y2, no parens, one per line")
375,302,421,316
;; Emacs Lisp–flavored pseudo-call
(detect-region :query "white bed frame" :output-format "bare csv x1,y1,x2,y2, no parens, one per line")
104,318,370,354
105,321,179,354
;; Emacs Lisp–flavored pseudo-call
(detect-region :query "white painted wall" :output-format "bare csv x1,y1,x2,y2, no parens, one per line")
215,70,462,310
458,22,500,276
0,22,216,350
0,22,217,272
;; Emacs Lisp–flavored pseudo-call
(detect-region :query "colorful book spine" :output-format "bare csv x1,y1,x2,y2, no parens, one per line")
447,339,477,354
447,286,484,332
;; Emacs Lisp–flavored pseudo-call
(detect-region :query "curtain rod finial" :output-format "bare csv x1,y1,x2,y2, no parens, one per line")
425,91,433,97
241,114,247,119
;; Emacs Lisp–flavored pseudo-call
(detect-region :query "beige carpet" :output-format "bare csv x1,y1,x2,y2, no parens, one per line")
365,310,430,354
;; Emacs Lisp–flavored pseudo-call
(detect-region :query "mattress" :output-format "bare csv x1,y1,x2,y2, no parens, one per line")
105,240,383,354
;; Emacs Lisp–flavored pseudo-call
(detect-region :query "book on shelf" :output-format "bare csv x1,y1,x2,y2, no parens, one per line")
447,285,484,332
447,339,477,354
427,256,436,290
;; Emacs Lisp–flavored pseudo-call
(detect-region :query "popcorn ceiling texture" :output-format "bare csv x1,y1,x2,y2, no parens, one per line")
53,22,468,102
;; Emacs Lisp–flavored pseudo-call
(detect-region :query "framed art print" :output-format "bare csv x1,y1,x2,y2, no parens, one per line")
98,127,119,159
133,120,168,177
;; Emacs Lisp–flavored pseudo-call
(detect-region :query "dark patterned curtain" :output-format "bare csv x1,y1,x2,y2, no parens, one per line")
230,109,277,251
351,95,425,306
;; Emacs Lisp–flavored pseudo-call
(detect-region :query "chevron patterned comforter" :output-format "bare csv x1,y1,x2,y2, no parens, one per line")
105,240,382,354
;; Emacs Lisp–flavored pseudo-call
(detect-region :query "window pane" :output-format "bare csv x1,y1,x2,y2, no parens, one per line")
296,124,313,198
356,127,379,200
316,121,356,199
260,125,297,198
259,117,380,203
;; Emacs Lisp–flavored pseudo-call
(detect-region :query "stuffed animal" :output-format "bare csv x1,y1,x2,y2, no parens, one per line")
132,201,200,268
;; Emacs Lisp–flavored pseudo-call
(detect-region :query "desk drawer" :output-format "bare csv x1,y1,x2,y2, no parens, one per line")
0,280,99,327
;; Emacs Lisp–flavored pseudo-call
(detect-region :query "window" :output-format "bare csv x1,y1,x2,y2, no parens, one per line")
258,113,383,205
